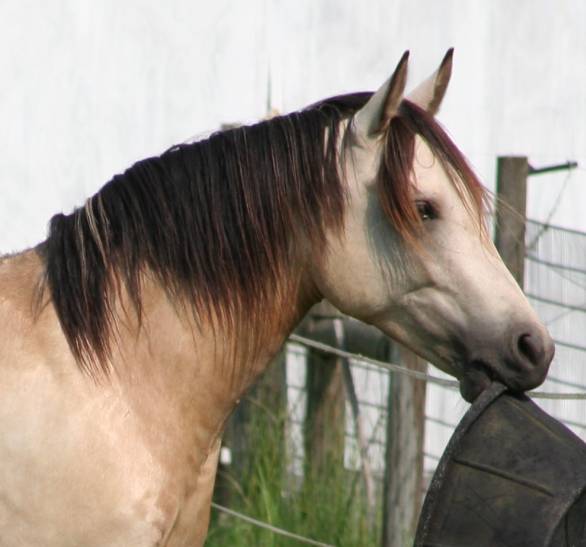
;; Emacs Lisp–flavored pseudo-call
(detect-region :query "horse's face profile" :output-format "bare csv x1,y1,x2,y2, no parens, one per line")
314,51,554,401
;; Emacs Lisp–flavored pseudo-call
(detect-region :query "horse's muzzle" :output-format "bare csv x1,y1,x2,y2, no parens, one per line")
459,325,555,403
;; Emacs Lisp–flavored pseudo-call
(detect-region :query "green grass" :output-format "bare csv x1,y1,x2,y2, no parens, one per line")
206,399,381,546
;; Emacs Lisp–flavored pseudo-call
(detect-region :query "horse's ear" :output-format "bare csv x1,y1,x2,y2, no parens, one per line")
407,48,453,115
354,51,409,137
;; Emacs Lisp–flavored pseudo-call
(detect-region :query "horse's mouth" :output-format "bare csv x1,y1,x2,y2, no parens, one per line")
458,360,497,402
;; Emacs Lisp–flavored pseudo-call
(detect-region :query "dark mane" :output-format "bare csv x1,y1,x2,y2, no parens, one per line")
378,100,487,241
40,93,486,374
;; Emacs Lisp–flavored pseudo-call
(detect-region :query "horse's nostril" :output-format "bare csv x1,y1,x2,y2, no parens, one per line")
517,333,542,368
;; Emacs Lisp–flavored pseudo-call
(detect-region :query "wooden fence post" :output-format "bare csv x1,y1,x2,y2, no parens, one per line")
381,345,427,546
494,156,528,288
303,303,346,479
301,305,428,544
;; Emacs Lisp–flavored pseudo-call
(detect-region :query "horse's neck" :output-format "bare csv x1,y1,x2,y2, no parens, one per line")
2,246,317,462
106,260,319,458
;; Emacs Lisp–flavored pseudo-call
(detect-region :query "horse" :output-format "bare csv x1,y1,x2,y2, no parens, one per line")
0,50,553,546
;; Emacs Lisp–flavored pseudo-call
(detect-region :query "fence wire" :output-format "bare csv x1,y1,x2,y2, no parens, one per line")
285,217,586,498
288,335,586,400
211,503,335,547
525,219,586,432
213,218,586,543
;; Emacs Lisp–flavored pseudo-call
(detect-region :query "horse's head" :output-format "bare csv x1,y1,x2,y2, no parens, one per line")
313,51,554,401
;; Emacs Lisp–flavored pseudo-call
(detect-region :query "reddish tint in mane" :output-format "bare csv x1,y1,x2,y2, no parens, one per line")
40,93,486,375
377,99,487,242
41,100,351,374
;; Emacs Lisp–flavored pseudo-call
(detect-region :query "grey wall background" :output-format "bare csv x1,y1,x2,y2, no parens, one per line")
2,0,585,253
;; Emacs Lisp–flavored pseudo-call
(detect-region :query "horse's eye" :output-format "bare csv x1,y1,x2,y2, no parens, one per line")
416,200,437,221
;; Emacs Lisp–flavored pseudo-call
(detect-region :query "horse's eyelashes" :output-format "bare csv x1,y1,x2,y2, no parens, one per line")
416,200,437,221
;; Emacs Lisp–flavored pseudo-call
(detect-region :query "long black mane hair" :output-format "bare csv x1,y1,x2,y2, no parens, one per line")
40,94,485,375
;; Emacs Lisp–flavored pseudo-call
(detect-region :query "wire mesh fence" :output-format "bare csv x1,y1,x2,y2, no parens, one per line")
211,217,586,545
287,217,586,525
525,219,586,436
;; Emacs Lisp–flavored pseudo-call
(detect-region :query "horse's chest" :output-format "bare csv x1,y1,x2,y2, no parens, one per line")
0,434,216,547
0,376,219,547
